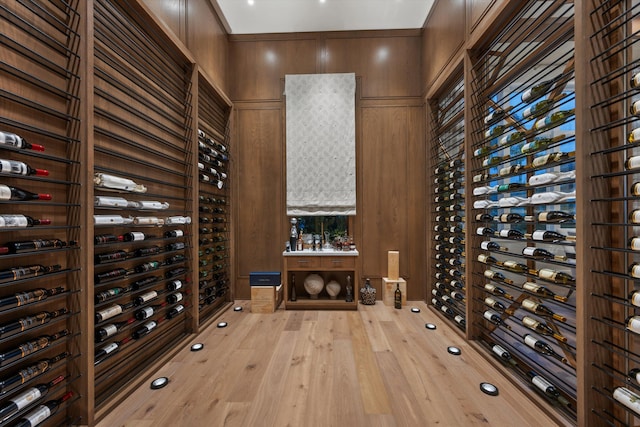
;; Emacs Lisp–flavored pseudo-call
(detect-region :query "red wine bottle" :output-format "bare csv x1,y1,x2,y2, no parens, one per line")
134,290,159,306
95,318,135,342
164,229,184,238
0,309,67,339
95,286,132,304
95,302,134,323
166,304,185,319
135,246,162,257
0,375,64,422
123,232,146,242
0,352,68,394
134,302,167,321
2,239,74,254
94,234,123,245
13,391,73,427
0,215,51,228
166,292,183,304
133,320,159,339
0,159,48,176
0,185,50,201
0,330,69,366
0,265,61,283
134,261,160,274
94,250,130,264
0,287,65,310
95,268,129,284
0,131,45,151
94,337,132,366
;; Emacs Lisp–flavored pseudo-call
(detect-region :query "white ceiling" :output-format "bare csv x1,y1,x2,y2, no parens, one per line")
214,0,435,34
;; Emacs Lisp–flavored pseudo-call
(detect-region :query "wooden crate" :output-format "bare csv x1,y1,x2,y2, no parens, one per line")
251,284,283,313
387,251,400,280
382,277,407,306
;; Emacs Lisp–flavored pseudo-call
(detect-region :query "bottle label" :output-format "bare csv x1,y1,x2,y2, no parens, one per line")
532,230,547,241
524,334,538,348
631,292,640,308
632,265,640,278
499,214,510,222
498,230,510,238
522,247,536,256
531,375,553,393
138,291,158,303
480,241,491,250
145,321,157,331
630,317,640,334
523,282,539,293
173,305,184,314
23,406,51,426
0,185,11,201
103,324,118,337
538,212,550,222
171,293,183,302
99,305,122,321
492,344,508,359
628,156,640,170
140,307,153,319
521,299,537,311
522,89,533,102
631,210,640,224
532,154,551,168
522,316,537,328
503,261,517,269
130,232,145,241
12,388,43,411
632,239,640,251
631,128,640,143
484,270,494,279
614,387,640,413
538,269,556,280
483,310,498,321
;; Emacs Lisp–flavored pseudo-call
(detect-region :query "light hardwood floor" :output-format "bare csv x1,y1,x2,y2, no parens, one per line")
96,301,566,426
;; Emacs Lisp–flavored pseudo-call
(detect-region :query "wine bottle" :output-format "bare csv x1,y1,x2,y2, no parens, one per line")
0,215,51,228
476,227,495,236
613,387,640,416
484,125,507,139
522,316,567,342
480,241,506,251
535,211,575,223
498,164,525,177
521,80,555,103
498,229,524,240
484,270,514,285
630,290,640,308
95,250,130,264
133,320,158,339
94,337,132,366
501,260,530,274
497,183,526,193
0,287,65,310
440,304,455,317
95,286,131,304
523,99,555,119
0,131,45,151
521,298,566,322
95,318,135,342
123,232,146,242
523,334,568,363
2,239,74,254
13,391,73,427
134,290,158,306
492,344,517,366
632,72,640,89
136,246,162,257
536,268,575,285
0,185,51,202
629,368,640,385
394,283,402,309
0,265,61,283
167,292,183,304
484,296,506,311
0,330,68,367
498,131,526,147
522,247,567,261
134,302,167,321
0,352,68,394
522,282,567,302
475,213,493,222
164,229,184,238
0,159,48,177
165,242,185,252
630,209,640,224
95,268,129,284
531,151,573,168
484,108,507,125
133,216,162,226
627,315,640,335
0,309,67,339
527,230,575,243
94,172,146,192
0,375,64,422
483,309,511,329
166,304,185,319
450,290,465,301
94,234,123,245
134,261,160,274
482,155,510,167
95,302,134,323
497,213,524,223
454,314,466,327
527,370,567,404
477,254,498,265
484,283,514,300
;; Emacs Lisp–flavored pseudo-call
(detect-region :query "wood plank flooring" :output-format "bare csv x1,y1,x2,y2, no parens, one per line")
96,301,567,426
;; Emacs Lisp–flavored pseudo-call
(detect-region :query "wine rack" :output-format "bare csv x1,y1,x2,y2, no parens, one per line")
468,0,577,421
92,0,195,410
428,71,467,332
197,70,233,323
0,1,83,425
587,1,640,425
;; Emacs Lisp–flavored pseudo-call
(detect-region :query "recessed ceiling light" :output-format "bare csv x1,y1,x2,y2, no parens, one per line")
248,0,254,5
320,0,326,3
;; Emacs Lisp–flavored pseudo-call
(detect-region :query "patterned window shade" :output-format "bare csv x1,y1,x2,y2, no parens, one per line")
285,73,356,216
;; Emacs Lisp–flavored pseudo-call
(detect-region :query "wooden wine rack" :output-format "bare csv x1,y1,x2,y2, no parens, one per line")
428,70,467,333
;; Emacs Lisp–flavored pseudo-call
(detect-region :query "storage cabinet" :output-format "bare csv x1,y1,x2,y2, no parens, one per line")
283,251,359,310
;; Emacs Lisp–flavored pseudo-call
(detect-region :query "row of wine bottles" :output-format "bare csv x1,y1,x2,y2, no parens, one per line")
95,290,186,323
95,277,185,304
93,215,191,226
95,243,186,264
94,230,184,245
95,262,186,284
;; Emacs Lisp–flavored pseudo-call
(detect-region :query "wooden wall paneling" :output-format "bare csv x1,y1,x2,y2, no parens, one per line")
421,0,466,92
360,106,412,295
186,0,229,95
140,0,185,41
229,38,318,101
324,33,423,99
235,106,284,299
1,0,85,425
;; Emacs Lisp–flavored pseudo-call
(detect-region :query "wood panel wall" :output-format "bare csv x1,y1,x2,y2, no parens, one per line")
141,0,229,95
229,31,425,300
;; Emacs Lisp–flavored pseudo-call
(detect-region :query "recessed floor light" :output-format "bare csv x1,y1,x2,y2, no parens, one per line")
480,382,499,396
150,377,169,389
217,321,228,328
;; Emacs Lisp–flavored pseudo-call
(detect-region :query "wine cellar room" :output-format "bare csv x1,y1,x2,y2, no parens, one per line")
2,0,640,426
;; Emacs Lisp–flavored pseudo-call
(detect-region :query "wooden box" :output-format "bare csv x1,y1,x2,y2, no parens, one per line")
382,277,406,306
251,284,283,313
388,251,400,280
